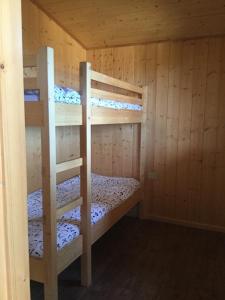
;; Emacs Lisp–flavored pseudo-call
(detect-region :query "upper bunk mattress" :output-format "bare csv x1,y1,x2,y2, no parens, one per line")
24,85,142,111
28,173,140,224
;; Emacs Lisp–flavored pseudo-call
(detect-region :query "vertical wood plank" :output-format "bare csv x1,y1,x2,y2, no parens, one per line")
215,37,225,227
188,38,208,222
153,42,170,216
80,62,92,286
145,43,157,215
0,0,30,299
139,86,148,217
38,47,58,300
201,37,222,225
176,40,194,220
165,41,182,218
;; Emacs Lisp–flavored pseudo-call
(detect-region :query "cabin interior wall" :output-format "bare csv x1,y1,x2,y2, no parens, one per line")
88,37,225,229
22,0,84,192
23,0,225,230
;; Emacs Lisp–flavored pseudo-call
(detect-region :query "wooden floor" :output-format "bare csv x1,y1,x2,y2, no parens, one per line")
31,217,225,300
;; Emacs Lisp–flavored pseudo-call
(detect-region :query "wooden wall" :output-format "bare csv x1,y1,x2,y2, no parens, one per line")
22,0,84,192
22,0,85,90
23,0,225,230
88,37,225,230
88,48,143,179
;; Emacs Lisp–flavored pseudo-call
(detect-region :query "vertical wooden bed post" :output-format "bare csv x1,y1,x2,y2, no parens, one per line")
80,62,92,286
38,47,58,300
139,86,148,218
0,0,30,299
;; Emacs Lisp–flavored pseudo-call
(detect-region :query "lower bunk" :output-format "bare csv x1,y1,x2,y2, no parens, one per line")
28,174,141,283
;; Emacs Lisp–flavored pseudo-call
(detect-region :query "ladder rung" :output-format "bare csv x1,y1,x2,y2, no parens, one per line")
56,158,83,174
56,196,83,218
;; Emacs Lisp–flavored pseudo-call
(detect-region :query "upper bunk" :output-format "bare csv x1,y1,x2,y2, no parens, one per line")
23,47,145,126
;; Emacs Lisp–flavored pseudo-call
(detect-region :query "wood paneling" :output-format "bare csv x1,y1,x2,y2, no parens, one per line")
22,0,86,90
33,0,225,49
22,0,84,192
23,0,225,230
88,47,142,180
26,126,80,193
0,0,30,298
88,36,225,229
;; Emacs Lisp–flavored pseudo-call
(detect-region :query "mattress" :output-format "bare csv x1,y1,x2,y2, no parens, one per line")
29,220,80,257
28,173,140,257
24,85,142,111
28,173,140,223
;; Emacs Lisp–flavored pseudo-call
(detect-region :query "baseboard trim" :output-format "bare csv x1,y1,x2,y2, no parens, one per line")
146,214,225,234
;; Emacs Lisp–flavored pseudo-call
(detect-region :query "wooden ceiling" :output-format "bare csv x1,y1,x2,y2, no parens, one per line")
33,0,225,49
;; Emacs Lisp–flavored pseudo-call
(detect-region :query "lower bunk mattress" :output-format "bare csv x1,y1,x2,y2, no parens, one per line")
28,173,140,257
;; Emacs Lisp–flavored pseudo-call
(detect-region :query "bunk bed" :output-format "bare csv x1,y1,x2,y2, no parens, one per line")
24,46,147,300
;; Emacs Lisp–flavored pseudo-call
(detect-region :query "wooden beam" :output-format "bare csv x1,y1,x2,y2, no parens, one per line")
92,190,141,244
57,168,80,184
55,103,82,126
56,158,83,174
91,88,143,105
91,107,142,125
0,0,30,299
91,70,143,94
56,197,83,218
25,102,44,126
80,62,92,286
139,86,148,218
29,257,45,283
38,47,58,300
57,235,83,274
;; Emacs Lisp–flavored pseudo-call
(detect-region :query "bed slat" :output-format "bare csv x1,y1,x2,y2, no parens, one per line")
56,158,83,174
56,197,83,218
91,70,143,94
91,88,143,105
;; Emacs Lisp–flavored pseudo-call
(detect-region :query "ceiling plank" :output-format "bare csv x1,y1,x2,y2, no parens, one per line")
32,0,225,49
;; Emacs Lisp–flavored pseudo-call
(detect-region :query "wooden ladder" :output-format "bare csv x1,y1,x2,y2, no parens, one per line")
38,47,92,300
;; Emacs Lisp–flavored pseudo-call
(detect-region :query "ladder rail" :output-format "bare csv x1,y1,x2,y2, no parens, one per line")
80,62,92,286
37,49,92,299
38,47,58,300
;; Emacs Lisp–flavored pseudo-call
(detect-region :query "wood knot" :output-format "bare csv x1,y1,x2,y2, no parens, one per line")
0,64,5,70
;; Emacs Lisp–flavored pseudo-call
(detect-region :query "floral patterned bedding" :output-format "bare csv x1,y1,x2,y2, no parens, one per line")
28,173,140,257
24,85,142,111
29,220,80,257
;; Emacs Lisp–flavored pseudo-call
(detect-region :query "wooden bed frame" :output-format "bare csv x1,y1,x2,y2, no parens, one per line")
24,47,147,300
